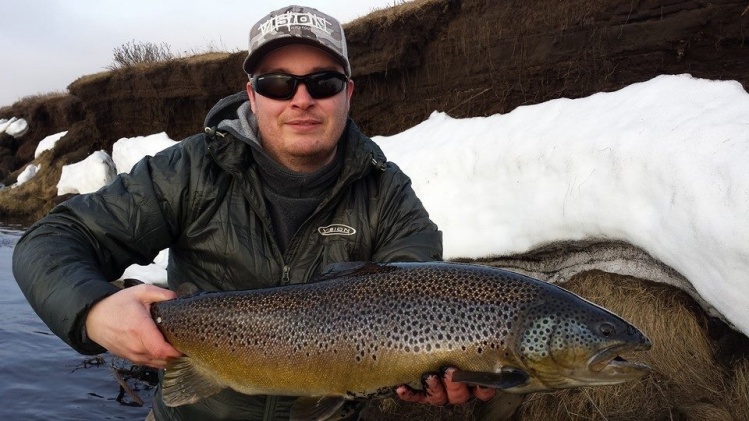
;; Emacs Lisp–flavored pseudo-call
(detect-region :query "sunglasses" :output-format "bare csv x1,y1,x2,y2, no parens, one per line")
251,71,349,100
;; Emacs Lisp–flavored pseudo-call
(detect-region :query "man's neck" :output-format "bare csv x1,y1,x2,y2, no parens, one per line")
267,146,338,174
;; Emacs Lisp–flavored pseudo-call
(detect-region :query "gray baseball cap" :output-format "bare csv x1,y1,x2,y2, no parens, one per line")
243,5,351,76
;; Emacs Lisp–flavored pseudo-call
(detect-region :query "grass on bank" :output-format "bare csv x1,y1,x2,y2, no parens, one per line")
0,151,63,225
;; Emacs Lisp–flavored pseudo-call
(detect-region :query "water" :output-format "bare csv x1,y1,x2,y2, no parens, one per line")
0,228,152,420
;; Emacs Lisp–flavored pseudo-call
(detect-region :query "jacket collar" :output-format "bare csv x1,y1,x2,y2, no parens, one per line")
204,93,387,186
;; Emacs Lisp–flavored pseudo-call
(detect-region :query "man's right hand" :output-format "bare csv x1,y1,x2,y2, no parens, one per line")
85,284,182,368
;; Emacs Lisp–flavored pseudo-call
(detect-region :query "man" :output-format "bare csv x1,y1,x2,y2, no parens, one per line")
13,5,494,420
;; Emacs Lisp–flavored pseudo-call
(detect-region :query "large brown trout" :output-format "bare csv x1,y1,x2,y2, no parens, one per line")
150,262,651,420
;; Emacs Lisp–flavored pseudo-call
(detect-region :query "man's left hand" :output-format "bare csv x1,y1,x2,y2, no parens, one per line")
395,366,496,405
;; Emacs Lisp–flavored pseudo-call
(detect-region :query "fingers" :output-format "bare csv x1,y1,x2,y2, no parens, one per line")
139,320,182,368
133,283,178,303
422,373,448,405
474,385,496,401
396,366,497,406
395,372,447,405
129,285,182,367
442,367,472,404
85,284,182,368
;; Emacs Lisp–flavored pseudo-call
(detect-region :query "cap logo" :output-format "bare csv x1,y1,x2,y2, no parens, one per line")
259,11,331,37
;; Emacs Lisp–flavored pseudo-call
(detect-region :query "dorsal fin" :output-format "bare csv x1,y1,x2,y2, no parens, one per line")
314,262,397,282
473,391,526,421
121,278,145,288
176,282,202,297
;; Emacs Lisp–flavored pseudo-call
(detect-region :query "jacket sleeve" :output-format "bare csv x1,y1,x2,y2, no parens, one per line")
371,162,443,263
12,139,201,354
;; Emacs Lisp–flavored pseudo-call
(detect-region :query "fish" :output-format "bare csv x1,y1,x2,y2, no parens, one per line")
150,261,651,420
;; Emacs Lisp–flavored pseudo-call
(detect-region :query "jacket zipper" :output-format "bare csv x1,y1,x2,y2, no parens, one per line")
281,265,291,285
281,153,385,282
207,131,384,419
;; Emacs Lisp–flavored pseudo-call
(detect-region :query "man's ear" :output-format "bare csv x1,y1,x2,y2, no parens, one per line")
345,78,355,110
346,78,355,100
246,81,257,113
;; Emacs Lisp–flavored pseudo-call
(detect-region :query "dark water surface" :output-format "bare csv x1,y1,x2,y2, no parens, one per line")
0,228,151,420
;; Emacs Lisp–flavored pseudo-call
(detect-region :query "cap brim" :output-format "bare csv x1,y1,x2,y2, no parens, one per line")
243,36,350,76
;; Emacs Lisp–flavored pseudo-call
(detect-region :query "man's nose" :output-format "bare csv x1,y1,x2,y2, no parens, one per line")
290,82,315,107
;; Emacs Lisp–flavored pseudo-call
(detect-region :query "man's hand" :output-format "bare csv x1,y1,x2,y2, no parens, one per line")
396,366,496,405
85,283,182,368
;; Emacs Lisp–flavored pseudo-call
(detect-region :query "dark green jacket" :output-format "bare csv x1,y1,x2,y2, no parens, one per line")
12,92,442,420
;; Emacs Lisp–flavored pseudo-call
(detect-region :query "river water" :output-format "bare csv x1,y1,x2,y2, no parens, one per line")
0,227,152,420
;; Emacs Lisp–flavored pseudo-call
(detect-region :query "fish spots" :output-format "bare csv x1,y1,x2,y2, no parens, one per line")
151,261,643,393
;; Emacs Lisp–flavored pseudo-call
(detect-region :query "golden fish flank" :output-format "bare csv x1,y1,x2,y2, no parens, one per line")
151,262,652,420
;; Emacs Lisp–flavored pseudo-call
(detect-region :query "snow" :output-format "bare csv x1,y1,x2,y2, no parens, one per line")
14,74,749,337
14,164,39,187
0,117,29,138
56,150,117,195
35,131,68,158
111,132,177,174
120,249,171,285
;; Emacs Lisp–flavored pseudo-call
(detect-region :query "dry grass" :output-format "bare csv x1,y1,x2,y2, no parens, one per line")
356,269,749,420
346,0,442,28
516,271,742,420
0,148,64,223
360,396,477,420
70,50,234,94
106,40,175,70
180,51,233,65
0,91,69,115
69,70,113,87
728,357,749,420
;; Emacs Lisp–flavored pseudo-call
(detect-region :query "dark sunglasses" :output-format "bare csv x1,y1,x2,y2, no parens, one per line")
251,71,349,100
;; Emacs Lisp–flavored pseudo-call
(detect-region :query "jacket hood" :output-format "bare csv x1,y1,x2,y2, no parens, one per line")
204,91,250,128
203,92,388,174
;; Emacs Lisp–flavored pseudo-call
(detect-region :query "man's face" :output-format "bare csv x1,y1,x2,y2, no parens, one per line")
247,44,354,173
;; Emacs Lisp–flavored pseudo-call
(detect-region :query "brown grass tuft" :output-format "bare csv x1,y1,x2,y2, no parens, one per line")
0,151,63,224
728,357,749,420
356,270,749,420
181,52,233,65
346,0,443,28
516,270,742,420
360,396,476,420
0,91,70,114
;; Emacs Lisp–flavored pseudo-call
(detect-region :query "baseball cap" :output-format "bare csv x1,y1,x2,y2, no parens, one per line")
243,5,351,77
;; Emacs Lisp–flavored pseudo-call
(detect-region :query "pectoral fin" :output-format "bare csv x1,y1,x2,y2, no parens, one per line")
161,356,224,407
290,396,347,421
452,367,529,389
472,391,526,421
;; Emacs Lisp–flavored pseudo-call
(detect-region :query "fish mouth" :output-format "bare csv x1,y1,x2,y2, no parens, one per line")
586,341,652,379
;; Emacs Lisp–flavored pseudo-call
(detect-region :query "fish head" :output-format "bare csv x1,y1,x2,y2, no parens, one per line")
510,289,652,392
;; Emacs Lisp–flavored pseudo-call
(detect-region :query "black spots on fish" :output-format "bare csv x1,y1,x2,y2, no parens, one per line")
155,263,568,368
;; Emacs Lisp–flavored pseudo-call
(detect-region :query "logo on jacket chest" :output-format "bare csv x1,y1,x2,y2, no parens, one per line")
318,224,357,236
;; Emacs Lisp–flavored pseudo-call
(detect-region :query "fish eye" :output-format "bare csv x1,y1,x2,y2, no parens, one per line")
599,322,616,337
